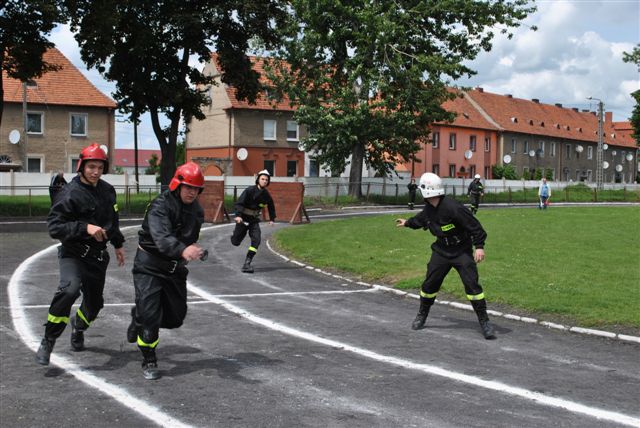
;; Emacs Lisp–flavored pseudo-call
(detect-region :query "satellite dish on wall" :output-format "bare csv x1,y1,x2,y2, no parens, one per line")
297,142,305,152
611,150,617,156
575,145,584,153
602,143,608,151
503,154,512,164
100,145,109,155
528,150,536,157
464,150,473,160
9,129,20,144
615,164,623,172
626,153,633,162
236,148,248,161
602,161,609,170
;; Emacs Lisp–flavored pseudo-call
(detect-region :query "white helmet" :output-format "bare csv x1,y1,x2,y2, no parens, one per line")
474,174,481,179
418,172,445,198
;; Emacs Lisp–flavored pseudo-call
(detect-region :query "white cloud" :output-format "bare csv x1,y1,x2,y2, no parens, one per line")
458,0,639,121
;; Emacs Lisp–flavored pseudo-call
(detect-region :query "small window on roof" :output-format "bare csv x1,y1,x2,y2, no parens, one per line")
510,117,518,123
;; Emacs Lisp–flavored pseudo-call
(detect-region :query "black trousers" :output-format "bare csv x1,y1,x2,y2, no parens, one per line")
469,194,481,210
230,220,261,250
44,248,109,339
420,250,484,301
132,249,188,347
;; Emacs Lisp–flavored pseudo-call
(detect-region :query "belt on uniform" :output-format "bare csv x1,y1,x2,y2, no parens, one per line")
439,236,462,247
138,246,185,274
67,243,107,261
241,207,261,217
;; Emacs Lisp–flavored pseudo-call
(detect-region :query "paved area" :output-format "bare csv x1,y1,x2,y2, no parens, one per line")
1,217,639,428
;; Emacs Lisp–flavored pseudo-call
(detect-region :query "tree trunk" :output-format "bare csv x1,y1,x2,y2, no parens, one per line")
348,143,365,198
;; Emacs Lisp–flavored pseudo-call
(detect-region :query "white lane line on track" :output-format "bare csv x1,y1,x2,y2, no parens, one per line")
187,280,640,428
8,288,377,310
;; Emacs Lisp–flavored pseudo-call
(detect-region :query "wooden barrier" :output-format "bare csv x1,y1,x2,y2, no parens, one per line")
200,181,230,224
263,182,310,224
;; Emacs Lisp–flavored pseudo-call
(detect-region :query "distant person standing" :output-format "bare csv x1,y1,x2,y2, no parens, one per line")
36,144,126,365
467,174,484,215
49,171,67,204
538,178,551,209
407,178,418,210
395,172,496,340
231,170,276,273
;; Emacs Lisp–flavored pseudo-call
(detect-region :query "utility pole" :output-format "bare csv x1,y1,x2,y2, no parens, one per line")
21,82,28,171
134,113,139,193
589,97,604,190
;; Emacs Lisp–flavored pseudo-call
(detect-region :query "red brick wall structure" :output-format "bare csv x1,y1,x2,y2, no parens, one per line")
266,182,310,224
200,181,230,224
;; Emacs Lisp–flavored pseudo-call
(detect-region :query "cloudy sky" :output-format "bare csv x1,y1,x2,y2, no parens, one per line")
49,0,639,150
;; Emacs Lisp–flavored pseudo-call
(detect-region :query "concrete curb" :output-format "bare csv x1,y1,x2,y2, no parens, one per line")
266,240,640,344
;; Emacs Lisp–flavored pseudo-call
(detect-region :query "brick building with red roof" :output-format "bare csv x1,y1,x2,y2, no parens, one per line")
187,53,305,178
1,48,116,173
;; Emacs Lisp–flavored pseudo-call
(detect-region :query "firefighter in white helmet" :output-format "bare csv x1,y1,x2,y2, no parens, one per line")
467,173,484,215
395,172,496,339
231,170,276,273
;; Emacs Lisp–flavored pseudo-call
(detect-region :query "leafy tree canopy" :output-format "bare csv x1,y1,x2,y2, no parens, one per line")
622,44,640,145
267,0,535,196
0,0,65,126
65,0,289,185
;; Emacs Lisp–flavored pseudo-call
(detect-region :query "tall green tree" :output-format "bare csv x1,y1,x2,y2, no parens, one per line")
622,44,640,145
0,0,65,126
65,0,288,185
267,0,535,196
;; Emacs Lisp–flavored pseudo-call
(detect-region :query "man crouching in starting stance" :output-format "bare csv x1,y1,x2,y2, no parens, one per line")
395,172,496,340
127,162,205,379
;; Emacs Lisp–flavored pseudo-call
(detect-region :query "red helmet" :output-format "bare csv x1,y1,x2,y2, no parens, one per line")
169,162,205,192
77,143,109,173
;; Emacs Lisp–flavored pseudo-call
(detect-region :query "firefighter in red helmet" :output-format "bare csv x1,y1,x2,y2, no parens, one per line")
127,161,206,380
36,143,126,365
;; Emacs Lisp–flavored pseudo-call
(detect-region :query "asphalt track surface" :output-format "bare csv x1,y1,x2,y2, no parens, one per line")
1,211,639,428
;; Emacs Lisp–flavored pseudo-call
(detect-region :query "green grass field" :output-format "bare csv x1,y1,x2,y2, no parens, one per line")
273,206,640,332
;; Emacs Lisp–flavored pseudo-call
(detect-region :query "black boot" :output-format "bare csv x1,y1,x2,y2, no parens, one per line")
36,337,56,365
70,316,86,352
140,347,160,380
127,306,140,344
472,300,496,340
411,301,431,330
241,256,254,273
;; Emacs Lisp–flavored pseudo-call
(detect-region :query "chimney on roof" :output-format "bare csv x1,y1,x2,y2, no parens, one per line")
572,108,579,112
532,98,539,103
555,103,563,108
605,111,612,122
476,87,484,93
506,94,513,98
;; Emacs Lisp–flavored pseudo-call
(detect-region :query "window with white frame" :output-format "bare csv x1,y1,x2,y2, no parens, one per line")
70,113,88,136
523,140,529,154
27,112,44,134
448,164,456,177
550,142,556,157
432,131,439,148
538,141,545,157
264,160,275,175
432,164,439,175
309,158,319,177
469,135,477,151
27,156,43,172
511,138,516,153
70,157,80,172
263,119,276,140
286,120,299,141
587,146,593,159
448,133,456,150
484,166,490,178
484,137,491,152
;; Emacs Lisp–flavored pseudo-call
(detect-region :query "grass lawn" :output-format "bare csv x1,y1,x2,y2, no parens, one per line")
273,206,640,332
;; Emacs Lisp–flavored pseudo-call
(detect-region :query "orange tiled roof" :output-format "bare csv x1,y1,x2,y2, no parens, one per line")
2,47,116,109
466,88,636,148
210,53,295,112
437,90,499,131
